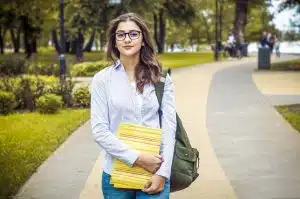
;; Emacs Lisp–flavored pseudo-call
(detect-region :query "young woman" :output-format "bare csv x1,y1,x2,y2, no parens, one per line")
90,13,176,199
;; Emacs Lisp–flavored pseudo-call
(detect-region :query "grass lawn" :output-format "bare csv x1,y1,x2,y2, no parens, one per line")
271,58,300,71
276,104,300,134
157,52,214,69
1,51,214,68
27,51,106,67
0,109,90,199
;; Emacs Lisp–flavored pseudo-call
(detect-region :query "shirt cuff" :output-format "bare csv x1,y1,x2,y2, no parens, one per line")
155,165,170,180
124,150,140,166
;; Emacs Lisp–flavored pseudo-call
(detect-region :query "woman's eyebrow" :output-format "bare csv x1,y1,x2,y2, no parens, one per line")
115,29,140,32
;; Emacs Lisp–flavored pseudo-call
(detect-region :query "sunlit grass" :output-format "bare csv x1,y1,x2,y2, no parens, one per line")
0,109,90,198
276,104,300,134
271,59,300,71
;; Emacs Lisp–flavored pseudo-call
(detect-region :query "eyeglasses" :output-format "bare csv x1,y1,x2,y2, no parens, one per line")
115,30,142,41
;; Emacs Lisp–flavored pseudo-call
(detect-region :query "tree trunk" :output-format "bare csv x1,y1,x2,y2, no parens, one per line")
0,27,4,54
100,32,106,52
158,9,165,54
219,0,224,42
84,29,96,52
66,40,70,53
70,39,76,54
21,16,32,59
16,27,21,53
153,13,159,51
153,10,165,54
32,38,37,53
51,28,60,53
65,30,70,53
214,0,220,61
75,31,84,62
10,27,21,53
233,0,249,45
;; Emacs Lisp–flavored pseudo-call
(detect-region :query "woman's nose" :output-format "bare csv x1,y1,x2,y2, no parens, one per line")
124,35,131,43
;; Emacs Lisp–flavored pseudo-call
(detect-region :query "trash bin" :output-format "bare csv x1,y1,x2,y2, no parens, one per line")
258,47,270,69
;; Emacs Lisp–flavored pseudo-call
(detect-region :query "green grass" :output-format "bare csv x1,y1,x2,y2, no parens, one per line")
29,51,106,66
276,104,300,134
0,109,90,199
157,52,214,69
1,51,213,68
271,59,300,71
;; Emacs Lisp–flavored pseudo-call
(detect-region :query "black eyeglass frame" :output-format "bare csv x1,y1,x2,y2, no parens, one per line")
114,30,142,41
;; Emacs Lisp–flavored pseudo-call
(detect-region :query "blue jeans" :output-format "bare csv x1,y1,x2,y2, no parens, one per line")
102,172,170,199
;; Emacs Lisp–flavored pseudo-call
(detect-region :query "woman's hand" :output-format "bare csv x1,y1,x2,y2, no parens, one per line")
142,174,166,194
134,154,163,173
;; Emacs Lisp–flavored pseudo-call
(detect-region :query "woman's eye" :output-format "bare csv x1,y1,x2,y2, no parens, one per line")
116,33,124,38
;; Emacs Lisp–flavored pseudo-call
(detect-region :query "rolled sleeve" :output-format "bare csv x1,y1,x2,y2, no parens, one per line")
156,74,177,179
90,73,139,166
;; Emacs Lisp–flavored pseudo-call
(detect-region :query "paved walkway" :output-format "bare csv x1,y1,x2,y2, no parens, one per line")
15,55,300,199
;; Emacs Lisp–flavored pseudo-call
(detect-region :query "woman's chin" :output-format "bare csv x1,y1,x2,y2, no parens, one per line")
120,50,139,57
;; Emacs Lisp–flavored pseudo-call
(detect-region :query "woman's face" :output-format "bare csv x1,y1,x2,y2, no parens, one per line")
115,20,143,57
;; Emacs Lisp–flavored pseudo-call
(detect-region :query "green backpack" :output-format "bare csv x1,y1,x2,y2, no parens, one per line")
155,68,200,192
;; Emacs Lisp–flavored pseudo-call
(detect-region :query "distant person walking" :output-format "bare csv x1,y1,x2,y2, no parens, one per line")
267,32,275,54
274,34,280,57
260,31,268,48
227,32,235,58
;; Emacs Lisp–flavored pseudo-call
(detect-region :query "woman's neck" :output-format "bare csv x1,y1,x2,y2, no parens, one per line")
120,53,140,82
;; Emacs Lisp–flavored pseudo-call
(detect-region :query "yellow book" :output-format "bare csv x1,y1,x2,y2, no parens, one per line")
110,123,162,189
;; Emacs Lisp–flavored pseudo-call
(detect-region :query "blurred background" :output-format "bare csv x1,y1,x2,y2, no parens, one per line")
0,0,299,58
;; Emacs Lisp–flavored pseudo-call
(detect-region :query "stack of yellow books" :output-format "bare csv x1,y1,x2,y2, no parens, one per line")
110,123,162,189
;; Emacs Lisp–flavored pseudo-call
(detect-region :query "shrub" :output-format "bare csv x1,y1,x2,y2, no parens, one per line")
36,94,62,114
28,63,60,76
0,75,60,111
55,79,75,107
17,75,47,111
0,55,28,76
72,86,90,108
41,75,60,93
0,91,16,115
71,61,107,76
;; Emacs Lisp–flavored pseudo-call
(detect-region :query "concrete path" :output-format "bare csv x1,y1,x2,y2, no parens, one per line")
207,56,300,199
15,55,300,199
252,70,300,105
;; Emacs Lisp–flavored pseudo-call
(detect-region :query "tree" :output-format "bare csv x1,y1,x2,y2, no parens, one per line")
153,0,196,53
0,0,57,57
233,0,250,45
232,0,270,45
279,0,300,29
245,5,275,41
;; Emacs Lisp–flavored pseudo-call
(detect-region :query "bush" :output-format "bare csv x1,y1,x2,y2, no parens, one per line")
0,75,60,111
0,91,16,115
71,61,107,76
0,55,28,76
55,79,75,107
28,63,60,76
36,94,62,114
16,75,47,111
72,86,90,108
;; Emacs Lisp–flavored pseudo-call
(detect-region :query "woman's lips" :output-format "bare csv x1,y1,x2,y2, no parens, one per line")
123,46,133,50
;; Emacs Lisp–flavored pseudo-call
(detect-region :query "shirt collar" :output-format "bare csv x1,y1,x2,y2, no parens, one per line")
113,59,122,70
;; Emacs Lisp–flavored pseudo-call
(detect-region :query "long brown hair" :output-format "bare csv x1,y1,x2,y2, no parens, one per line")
106,13,162,93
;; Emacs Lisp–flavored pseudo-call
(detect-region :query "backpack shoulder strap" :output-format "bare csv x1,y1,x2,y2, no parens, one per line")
154,69,170,128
